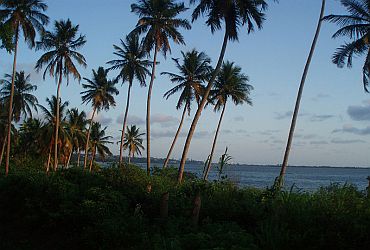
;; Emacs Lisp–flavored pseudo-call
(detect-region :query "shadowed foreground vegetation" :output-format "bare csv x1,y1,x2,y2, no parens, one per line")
1,163,370,250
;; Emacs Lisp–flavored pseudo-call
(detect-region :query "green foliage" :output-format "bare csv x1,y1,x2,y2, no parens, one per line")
1,166,370,249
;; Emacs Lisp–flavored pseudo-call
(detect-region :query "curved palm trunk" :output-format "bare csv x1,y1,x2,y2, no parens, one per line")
54,67,63,171
5,24,19,176
119,82,132,165
177,32,229,183
83,106,97,170
89,146,96,172
204,103,227,180
146,45,159,176
276,0,325,189
163,106,187,169
66,149,73,168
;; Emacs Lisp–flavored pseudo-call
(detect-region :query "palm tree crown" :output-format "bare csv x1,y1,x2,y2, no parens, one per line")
0,71,38,122
39,96,69,126
107,34,152,86
35,19,87,81
90,122,113,161
81,67,119,111
0,0,49,47
123,125,145,159
323,0,370,92
131,0,191,56
210,61,253,110
163,49,212,114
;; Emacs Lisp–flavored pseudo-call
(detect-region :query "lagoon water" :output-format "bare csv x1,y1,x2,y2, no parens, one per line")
139,162,370,191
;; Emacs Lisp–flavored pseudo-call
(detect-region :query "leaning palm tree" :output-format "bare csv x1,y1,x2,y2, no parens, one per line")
203,61,253,180
88,122,113,171
0,71,38,123
130,0,191,175
178,0,268,183
66,108,86,167
81,67,119,170
107,34,151,166
123,125,145,164
38,96,69,173
0,0,49,175
323,0,370,92
35,19,86,171
161,49,212,169
275,0,325,190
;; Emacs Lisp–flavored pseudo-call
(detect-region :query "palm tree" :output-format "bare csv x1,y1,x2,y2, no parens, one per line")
130,0,191,175
203,61,253,180
35,19,86,171
0,71,38,123
161,49,212,169
18,118,43,158
323,0,370,92
275,0,325,190
66,108,86,167
0,0,49,175
38,96,69,173
81,67,119,171
178,0,268,183
107,34,151,166
123,125,145,164
88,122,113,171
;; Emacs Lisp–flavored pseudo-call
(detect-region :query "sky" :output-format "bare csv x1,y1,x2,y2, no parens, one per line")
1,0,370,167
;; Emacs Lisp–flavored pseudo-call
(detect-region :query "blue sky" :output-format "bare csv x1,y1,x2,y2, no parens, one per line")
1,0,370,167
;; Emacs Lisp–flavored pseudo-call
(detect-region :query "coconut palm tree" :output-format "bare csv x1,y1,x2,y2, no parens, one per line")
66,108,86,167
0,0,49,175
18,118,43,158
38,96,69,173
88,122,113,171
107,34,151,166
275,0,325,190
324,0,369,91
130,0,191,175
161,49,212,169
0,71,38,123
203,61,253,180
178,0,268,183
123,125,145,164
81,67,119,171
35,18,86,171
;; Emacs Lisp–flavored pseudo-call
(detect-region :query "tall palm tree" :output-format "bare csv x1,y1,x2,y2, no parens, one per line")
123,125,145,164
66,108,86,167
107,34,151,166
88,122,113,171
275,0,325,190
0,71,38,123
0,0,49,175
130,0,191,175
38,96,69,173
161,49,212,169
178,0,268,183
324,0,369,91
35,19,87,171
81,67,119,171
203,61,253,180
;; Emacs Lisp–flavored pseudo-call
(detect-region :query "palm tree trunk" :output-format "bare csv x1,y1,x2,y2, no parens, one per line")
204,103,227,181
66,149,73,168
5,23,19,176
83,106,97,170
163,106,187,169
46,143,52,174
0,137,6,167
177,31,229,183
128,153,131,164
89,146,96,172
54,66,63,171
77,147,81,167
146,44,159,176
119,82,132,165
276,0,325,189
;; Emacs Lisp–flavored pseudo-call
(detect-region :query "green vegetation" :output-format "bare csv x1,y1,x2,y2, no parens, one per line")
1,164,370,249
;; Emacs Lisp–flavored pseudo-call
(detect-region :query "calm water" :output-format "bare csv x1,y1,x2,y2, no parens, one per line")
145,163,370,191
